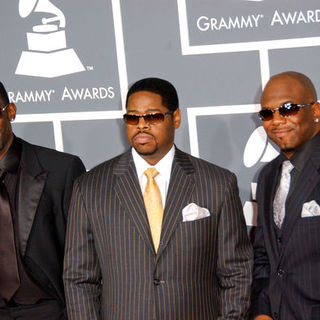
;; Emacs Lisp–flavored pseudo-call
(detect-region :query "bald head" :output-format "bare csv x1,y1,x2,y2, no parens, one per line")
261,71,317,106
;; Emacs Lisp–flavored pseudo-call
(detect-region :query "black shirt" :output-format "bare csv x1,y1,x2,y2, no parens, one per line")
0,137,51,306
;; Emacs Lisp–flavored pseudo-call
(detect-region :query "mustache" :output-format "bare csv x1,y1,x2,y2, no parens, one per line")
133,131,155,139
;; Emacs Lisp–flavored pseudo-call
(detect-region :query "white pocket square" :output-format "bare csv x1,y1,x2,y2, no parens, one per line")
301,200,320,217
182,203,211,222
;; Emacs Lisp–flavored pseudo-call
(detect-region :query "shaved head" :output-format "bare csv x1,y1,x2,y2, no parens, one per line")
262,71,317,105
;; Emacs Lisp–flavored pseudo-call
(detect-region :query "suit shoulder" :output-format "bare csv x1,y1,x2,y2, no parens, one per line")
76,153,122,183
20,138,85,170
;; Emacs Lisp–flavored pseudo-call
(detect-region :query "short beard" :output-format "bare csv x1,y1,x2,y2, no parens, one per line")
281,147,294,154
136,147,157,156
132,131,158,156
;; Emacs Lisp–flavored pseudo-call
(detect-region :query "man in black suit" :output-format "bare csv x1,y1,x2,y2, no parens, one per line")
0,82,85,319
64,77,253,319
251,71,320,320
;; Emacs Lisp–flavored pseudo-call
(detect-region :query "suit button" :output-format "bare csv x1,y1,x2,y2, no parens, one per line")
277,237,282,243
277,269,285,277
153,279,161,286
274,312,278,319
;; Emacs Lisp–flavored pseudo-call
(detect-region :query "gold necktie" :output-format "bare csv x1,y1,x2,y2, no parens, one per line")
143,168,163,253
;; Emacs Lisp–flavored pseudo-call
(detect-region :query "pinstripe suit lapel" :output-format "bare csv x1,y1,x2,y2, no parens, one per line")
114,150,155,253
156,149,195,259
280,148,320,256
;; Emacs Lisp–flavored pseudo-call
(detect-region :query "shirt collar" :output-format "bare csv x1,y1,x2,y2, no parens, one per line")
132,145,175,181
0,136,21,173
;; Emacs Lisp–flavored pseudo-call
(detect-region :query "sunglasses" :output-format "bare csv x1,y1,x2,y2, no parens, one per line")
0,103,9,118
258,102,315,121
123,110,174,125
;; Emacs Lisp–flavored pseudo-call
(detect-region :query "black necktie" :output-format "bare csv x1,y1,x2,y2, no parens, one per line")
0,171,20,301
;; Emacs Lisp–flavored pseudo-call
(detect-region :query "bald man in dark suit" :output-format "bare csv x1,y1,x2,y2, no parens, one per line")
251,71,320,320
64,77,253,319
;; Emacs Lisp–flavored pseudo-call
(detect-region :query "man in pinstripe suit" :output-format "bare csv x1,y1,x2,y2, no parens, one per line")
251,71,320,320
63,77,253,319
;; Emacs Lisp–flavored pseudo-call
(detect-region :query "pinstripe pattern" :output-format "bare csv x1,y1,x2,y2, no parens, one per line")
252,147,320,319
64,149,253,319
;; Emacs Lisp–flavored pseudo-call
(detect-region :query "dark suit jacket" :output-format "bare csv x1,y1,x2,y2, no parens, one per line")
251,146,320,320
64,148,253,320
16,138,85,311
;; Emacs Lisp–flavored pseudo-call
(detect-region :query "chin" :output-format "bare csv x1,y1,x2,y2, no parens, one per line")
138,151,156,157
274,138,291,150
135,146,157,157
281,146,295,153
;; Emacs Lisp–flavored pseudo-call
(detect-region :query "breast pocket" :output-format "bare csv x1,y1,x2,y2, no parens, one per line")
179,214,218,251
311,305,320,319
298,215,320,226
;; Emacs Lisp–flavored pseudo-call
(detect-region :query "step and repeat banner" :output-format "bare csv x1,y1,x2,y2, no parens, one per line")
1,0,320,226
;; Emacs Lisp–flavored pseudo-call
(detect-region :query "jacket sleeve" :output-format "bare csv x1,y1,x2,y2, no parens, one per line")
63,179,102,320
216,173,253,319
62,156,86,219
250,180,272,319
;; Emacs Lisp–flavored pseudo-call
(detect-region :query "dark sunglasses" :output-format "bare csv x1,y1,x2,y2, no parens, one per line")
0,103,9,118
123,110,174,125
258,102,315,121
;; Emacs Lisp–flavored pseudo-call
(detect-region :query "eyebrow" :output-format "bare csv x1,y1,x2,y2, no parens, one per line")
262,101,293,109
127,108,162,114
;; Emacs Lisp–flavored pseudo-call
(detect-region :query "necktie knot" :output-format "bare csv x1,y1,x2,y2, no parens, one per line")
282,160,294,175
144,167,159,179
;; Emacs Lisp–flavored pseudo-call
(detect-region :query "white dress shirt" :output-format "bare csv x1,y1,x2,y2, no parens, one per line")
132,145,175,207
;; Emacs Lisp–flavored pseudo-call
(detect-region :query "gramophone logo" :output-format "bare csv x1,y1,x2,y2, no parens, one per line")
243,126,278,168
15,0,85,78
242,126,278,226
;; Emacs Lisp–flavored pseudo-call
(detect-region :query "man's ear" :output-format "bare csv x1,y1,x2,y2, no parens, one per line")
173,108,181,129
7,103,17,121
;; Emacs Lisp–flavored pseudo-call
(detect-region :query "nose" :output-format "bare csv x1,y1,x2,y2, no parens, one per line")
271,110,286,124
137,116,149,130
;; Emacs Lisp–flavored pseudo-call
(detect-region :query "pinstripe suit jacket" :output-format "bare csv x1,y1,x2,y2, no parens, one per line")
251,145,320,320
63,148,253,319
